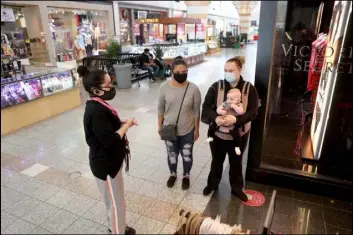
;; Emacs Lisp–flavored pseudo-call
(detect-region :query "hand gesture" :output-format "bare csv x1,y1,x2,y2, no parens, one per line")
125,118,137,128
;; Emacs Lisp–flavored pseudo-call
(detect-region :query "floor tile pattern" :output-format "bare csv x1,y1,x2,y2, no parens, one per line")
203,165,352,234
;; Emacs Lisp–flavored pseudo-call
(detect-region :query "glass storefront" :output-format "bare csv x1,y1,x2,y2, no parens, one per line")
119,8,168,45
1,6,30,61
48,8,110,61
260,0,352,183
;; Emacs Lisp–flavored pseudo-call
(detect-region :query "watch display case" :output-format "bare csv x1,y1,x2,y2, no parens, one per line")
1,69,75,109
126,42,207,59
41,71,74,96
1,78,42,109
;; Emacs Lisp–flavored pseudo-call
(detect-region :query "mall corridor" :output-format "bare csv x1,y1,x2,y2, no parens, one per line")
1,46,352,234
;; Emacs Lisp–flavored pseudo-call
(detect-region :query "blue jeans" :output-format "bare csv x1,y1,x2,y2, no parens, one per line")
142,65,159,79
165,130,194,176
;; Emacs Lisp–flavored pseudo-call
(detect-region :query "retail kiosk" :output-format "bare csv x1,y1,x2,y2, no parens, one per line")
1,67,80,135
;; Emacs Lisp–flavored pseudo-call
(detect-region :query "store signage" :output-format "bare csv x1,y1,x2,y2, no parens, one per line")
140,18,159,24
282,44,352,74
138,11,147,19
242,190,265,207
1,7,15,22
147,12,161,19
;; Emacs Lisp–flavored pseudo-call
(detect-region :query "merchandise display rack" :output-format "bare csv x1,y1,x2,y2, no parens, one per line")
1,67,81,135
1,68,76,109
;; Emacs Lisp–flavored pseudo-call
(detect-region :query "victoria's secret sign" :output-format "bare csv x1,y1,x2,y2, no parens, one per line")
282,44,352,74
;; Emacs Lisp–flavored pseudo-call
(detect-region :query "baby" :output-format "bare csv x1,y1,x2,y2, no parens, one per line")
207,88,244,155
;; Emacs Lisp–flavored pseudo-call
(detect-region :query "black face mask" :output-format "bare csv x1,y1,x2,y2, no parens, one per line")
173,73,188,84
99,87,116,100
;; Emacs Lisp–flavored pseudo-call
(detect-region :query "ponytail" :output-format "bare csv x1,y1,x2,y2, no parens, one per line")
226,56,245,69
77,65,89,78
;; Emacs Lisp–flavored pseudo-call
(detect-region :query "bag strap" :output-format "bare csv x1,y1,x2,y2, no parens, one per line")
242,81,251,112
176,82,190,125
216,80,225,107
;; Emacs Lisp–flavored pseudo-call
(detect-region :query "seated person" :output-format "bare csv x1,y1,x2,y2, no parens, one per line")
207,88,245,155
140,48,159,82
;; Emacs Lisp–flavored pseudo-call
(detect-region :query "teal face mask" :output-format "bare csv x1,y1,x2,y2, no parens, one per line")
224,72,236,83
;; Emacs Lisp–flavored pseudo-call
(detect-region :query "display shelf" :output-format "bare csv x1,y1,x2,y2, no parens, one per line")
41,71,74,97
1,68,74,110
1,77,42,109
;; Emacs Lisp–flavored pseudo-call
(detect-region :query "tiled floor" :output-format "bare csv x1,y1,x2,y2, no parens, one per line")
1,47,253,234
2,45,351,234
204,165,352,234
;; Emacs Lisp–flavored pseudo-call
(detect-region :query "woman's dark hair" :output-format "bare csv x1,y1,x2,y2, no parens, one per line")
77,65,89,78
226,56,245,69
78,66,107,94
144,48,149,53
171,59,188,71
174,56,183,60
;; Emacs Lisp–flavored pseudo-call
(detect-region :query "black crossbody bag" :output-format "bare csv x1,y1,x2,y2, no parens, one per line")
160,83,190,141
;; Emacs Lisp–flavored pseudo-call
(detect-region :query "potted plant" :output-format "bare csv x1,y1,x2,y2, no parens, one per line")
107,39,122,56
153,45,164,60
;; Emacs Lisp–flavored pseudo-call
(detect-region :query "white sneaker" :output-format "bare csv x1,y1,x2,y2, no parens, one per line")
206,137,214,142
235,147,241,155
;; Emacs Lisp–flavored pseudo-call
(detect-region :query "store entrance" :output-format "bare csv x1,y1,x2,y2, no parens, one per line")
258,0,352,184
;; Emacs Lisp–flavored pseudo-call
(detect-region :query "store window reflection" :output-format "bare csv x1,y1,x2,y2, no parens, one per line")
48,8,109,62
263,1,352,182
1,6,30,64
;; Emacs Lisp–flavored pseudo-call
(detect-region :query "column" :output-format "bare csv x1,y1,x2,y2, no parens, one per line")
38,4,56,65
168,9,173,18
113,1,121,41
239,13,251,35
22,5,56,65
131,9,135,45
184,1,210,40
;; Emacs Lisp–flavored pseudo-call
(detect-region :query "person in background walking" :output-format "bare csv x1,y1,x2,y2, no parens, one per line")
157,59,202,190
79,66,137,234
201,56,259,201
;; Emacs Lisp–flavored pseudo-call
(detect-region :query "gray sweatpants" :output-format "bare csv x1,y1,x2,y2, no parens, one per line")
95,167,126,234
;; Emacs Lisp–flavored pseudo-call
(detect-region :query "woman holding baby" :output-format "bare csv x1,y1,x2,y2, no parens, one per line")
201,56,259,201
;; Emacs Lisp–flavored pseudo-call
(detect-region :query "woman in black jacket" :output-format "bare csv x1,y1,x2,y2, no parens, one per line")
79,66,136,235
201,56,259,202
